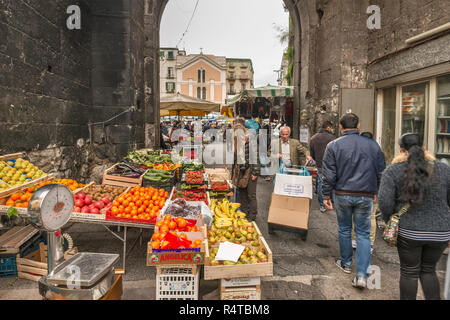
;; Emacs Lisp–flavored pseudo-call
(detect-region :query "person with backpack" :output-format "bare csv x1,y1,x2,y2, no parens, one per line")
378,133,450,300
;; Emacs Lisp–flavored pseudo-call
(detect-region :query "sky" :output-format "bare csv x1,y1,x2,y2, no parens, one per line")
160,0,289,88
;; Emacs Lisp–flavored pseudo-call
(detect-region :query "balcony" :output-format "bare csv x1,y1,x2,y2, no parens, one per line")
228,90,236,95
166,74,175,79
227,74,235,80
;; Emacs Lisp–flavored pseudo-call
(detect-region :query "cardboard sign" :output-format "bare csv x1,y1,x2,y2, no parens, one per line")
274,173,313,199
221,277,261,288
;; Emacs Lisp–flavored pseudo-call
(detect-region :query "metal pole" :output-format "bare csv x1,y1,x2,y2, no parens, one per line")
123,226,127,271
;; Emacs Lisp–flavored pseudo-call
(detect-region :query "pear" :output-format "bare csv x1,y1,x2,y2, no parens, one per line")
223,260,236,266
251,241,260,247
248,249,256,257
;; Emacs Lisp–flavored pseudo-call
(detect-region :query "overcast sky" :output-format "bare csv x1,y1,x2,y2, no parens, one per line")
160,0,289,87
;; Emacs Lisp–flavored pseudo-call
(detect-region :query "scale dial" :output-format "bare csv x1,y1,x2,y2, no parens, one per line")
28,184,74,231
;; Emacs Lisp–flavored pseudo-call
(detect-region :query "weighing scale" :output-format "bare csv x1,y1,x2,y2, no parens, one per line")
27,184,120,300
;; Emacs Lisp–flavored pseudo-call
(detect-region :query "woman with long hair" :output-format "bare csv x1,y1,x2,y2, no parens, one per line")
378,133,450,300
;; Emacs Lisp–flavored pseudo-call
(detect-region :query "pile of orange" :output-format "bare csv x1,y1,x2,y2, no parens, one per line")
32,179,83,191
151,163,181,171
109,186,169,222
5,191,33,208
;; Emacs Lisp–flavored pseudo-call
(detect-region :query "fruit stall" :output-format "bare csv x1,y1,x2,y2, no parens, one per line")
0,148,273,301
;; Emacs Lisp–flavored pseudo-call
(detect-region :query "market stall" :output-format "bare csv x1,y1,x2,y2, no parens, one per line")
226,85,295,127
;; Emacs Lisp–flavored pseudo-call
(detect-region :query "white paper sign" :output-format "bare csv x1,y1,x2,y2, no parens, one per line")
274,173,313,199
299,128,309,144
214,241,245,263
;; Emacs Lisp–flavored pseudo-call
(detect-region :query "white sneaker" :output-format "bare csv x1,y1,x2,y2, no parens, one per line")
352,240,357,249
352,276,367,289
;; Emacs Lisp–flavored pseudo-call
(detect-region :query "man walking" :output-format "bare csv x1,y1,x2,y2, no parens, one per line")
309,121,335,213
322,113,385,289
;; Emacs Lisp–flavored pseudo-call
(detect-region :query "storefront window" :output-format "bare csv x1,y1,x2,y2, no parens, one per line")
435,74,450,165
401,82,429,146
381,87,396,164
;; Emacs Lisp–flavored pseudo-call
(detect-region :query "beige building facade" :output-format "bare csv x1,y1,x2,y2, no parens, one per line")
226,58,254,97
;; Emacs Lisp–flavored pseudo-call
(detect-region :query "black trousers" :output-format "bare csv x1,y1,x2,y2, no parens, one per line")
397,235,448,300
238,177,258,221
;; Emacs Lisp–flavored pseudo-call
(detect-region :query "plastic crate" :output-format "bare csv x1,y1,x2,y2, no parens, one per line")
19,232,46,258
0,254,17,278
156,267,199,300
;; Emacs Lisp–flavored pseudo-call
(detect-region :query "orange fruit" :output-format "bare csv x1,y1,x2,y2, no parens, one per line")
160,225,169,234
193,239,202,247
169,221,177,230
152,240,160,249
164,214,172,222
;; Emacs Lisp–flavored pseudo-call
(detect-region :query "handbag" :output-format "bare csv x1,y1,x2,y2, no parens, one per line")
232,164,251,189
383,161,435,247
383,203,410,247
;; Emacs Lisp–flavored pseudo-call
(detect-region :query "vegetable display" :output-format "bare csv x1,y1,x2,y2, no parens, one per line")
210,181,230,191
109,162,146,178
163,198,201,219
143,168,174,183
181,183,207,190
182,163,204,171
172,189,208,204
185,170,204,184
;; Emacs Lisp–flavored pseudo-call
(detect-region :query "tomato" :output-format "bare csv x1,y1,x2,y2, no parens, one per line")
124,207,131,214
169,221,177,230
152,233,160,241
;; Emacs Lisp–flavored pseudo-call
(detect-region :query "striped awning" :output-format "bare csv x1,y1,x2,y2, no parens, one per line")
225,85,294,105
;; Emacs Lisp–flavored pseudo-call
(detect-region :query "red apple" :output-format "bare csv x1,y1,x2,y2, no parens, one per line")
77,192,86,200
91,207,100,214
81,206,90,213
74,206,81,213
101,197,110,205
84,195,92,206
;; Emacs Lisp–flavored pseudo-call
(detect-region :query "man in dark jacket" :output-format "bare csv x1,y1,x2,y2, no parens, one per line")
322,113,385,289
309,121,335,212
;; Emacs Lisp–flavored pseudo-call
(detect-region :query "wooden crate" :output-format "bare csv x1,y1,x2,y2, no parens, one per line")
16,243,78,282
220,285,261,300
0,225,39,255
0,173,55,200
203,233,273,280
102,163,146,188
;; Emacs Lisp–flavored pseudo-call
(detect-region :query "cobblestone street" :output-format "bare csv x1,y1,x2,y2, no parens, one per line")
0,176,447,300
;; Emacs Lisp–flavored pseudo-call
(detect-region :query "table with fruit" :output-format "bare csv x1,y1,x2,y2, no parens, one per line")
205,199,272,269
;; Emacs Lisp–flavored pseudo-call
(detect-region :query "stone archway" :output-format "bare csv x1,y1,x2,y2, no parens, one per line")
144,0,316,145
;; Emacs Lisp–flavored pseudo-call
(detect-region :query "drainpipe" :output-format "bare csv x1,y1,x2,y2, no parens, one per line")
405,22,450,45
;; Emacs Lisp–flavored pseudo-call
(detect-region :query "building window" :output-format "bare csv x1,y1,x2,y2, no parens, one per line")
202,70,206,83
241,83,246,91
435,74,450,161
160,51,164,58
380,87,396,164
197,87,201,99
198,69,201,83
168,51,174,60
229,83,234,95
167,67,174,78
202,87,207,100
401,82,429,146
166,82,175,93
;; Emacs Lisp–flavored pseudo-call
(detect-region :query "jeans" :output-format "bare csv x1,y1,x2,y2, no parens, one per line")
397,235,448,300
315,170,324,208
352,202,377,247
333,194,373,279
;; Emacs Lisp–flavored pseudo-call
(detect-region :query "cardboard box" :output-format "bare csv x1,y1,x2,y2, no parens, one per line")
273,173,313,199
268,193,310,231
220,286,261,300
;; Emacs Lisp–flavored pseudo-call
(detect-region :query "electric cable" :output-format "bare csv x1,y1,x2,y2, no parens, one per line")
176,0,200,48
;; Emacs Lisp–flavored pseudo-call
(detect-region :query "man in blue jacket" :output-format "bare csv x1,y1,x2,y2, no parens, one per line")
322,113,385,289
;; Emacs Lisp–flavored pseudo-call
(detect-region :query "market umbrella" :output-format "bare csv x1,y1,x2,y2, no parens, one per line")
160,92,221,117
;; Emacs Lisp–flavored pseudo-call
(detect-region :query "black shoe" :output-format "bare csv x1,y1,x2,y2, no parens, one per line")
335,259,351,274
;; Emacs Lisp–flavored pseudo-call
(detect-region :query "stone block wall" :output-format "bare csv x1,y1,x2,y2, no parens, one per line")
0,0,92,179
